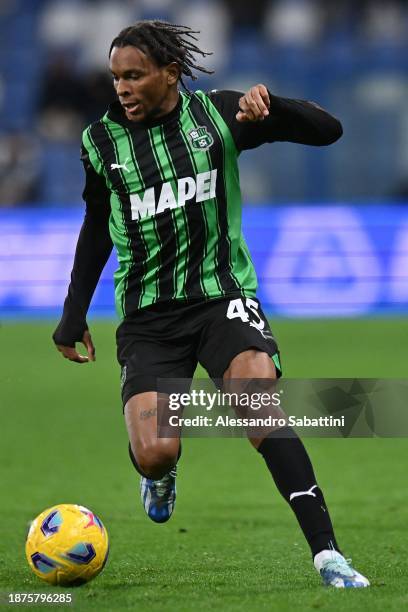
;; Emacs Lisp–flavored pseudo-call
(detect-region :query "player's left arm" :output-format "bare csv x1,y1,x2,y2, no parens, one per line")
208,85,343,151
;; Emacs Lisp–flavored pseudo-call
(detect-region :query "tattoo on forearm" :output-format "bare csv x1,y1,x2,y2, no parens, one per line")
139,408,157,420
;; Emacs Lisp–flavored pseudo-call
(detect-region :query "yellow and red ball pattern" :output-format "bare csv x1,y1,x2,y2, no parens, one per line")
25,504,109,586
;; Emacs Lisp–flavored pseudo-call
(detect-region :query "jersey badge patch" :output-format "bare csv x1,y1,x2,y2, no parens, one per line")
188,126,214,151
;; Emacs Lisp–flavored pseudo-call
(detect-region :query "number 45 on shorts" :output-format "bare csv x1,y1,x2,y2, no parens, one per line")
226,298,274,339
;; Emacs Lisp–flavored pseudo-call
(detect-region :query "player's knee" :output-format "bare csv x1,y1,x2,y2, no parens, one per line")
136,440,179,479
249,352,277,378
226,350,277,380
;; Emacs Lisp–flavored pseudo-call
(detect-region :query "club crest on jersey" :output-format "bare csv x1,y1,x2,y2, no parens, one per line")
188,126,214,151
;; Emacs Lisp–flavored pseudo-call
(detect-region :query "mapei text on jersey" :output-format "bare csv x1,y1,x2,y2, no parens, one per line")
130,169,218,220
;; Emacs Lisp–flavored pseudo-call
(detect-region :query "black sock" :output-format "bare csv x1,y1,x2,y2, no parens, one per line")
257,427,340,558
128,443,182,478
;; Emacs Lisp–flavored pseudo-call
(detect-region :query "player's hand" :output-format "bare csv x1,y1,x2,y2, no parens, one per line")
236,84,270,122
55,330,96,364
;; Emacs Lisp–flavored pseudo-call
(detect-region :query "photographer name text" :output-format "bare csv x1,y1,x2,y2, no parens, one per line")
167,415,345,428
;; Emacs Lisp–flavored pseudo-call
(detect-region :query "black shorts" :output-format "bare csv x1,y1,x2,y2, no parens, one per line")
116,296,281,406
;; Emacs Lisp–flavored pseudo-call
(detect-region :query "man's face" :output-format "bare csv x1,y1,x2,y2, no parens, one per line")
109,45,178,122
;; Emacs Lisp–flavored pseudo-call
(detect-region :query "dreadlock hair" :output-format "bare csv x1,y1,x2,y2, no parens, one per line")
109,20,214,91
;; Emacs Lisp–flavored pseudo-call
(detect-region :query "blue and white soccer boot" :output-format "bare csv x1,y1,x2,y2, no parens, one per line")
140,467,177,524
314,550,370,588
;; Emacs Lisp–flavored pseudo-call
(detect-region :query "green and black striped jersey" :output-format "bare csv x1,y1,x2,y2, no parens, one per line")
53,89,342,345
82,90,257,318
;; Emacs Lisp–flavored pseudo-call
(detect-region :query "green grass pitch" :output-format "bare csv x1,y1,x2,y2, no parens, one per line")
0,318,407,611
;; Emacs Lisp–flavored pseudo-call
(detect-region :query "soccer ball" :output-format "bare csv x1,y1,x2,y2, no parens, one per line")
25,504,109,586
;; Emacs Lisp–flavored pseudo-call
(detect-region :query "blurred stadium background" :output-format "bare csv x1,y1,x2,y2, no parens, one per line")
1,0,408,317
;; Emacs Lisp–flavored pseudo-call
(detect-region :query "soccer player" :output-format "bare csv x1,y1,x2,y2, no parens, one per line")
53,21,369,588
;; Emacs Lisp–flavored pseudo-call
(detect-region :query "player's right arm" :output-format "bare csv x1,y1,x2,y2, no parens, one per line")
52,145,113,364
